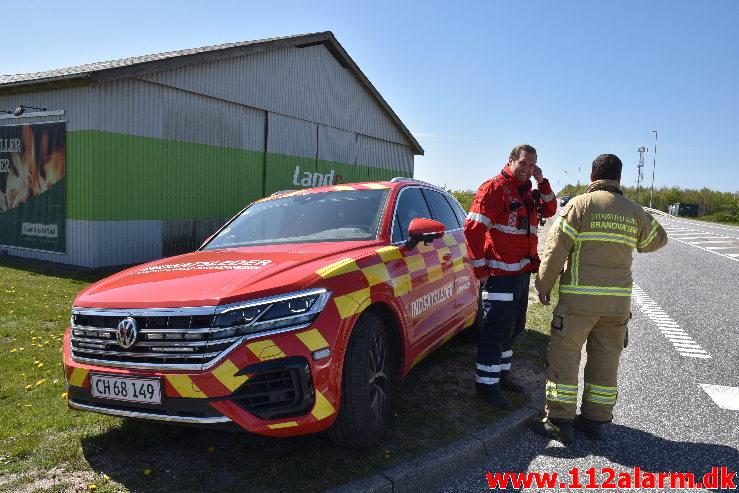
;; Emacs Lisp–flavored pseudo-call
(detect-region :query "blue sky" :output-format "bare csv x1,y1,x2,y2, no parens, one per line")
3,0,738,193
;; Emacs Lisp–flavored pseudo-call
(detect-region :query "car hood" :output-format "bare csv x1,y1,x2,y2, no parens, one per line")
74,242,380,309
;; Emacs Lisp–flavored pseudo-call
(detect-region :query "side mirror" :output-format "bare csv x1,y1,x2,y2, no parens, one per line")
405,218,445,250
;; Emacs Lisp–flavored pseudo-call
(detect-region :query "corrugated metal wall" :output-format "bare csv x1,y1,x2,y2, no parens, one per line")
139,45,409,147
1,41,416,268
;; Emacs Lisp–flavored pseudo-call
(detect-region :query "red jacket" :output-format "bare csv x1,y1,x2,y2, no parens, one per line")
464,165,557,278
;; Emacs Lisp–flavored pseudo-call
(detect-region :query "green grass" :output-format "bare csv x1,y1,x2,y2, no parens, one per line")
0,257,554,492
692,214,739,226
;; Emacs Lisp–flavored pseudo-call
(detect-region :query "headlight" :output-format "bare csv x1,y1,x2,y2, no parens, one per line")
214,288,331,336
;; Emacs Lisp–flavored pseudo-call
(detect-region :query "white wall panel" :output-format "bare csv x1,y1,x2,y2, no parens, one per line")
318,125,355,164
356,134,414,174
267,113,316,159
139,45,410,147
0,219,161,268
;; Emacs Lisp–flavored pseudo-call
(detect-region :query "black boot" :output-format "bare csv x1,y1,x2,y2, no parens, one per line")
500,373,525,393
574,415,608,440
530,417,575,445
475,383,511,409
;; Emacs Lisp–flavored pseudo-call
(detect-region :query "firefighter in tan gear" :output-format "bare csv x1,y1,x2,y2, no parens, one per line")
531,154,667,444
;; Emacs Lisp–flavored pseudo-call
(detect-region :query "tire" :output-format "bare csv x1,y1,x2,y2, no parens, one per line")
328,312,392,447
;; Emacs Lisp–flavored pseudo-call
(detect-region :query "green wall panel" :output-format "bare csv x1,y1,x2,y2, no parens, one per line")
67,130,405,221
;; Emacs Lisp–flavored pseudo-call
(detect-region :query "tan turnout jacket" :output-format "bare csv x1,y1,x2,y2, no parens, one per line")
537,179,668,315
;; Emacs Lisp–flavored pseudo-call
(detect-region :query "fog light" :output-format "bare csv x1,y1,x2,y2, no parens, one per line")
312,348,331,361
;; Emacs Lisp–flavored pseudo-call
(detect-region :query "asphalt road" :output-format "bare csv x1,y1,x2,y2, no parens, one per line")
431,216,739,492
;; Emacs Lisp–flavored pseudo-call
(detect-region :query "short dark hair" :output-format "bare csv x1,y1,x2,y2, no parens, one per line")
509,144,537,162
591,154,622,181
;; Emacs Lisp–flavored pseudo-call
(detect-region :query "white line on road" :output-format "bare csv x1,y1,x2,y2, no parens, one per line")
668,236,739,262
700,384,739,411
632,285,711,359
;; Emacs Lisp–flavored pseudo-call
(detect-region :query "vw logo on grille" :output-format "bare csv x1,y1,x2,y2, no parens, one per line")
116,317,138,349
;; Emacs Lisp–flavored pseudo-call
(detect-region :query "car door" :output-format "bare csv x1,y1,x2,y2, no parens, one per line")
388,187,457,346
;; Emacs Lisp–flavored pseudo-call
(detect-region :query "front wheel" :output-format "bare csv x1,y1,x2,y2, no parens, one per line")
328,312,392,447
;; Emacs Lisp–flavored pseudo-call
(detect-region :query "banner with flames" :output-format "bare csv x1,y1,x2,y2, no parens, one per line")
0,122,66,253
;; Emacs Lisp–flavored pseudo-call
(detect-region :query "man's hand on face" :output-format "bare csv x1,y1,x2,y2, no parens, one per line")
533,165,544,184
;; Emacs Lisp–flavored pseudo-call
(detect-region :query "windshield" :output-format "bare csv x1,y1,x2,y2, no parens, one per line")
203,189,389,249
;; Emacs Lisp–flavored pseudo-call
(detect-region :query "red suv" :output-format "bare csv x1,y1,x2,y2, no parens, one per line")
63,179,478,446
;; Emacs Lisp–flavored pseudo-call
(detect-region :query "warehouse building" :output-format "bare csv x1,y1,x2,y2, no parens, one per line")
0,31,423,268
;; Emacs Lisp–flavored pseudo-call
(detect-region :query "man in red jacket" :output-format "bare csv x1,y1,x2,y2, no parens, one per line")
464,144,557,408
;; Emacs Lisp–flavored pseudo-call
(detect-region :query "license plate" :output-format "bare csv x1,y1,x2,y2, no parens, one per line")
90,374,162,404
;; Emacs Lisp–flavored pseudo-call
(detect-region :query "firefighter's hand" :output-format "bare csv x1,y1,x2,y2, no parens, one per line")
478,275,489,286
534,277,550,305
533,165,544,184
538,290,551,305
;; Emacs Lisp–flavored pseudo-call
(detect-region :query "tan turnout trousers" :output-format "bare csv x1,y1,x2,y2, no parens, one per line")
545,302,629,422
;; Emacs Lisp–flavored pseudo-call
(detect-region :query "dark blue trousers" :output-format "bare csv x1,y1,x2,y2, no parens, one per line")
475,272,531,386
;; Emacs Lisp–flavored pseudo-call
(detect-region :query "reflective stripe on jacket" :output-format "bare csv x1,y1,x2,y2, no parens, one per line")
464,165,557,278
537,179,668,315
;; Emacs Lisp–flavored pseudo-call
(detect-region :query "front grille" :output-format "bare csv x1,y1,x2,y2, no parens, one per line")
70,308,240,369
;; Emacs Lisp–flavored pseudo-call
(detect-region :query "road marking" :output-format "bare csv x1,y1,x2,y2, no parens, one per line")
688,240,734,244
668,236,739,262
632,285,711,359
700,384,739,411
706,246,737,250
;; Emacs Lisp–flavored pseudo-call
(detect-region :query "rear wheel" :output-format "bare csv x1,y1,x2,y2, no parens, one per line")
328,312,392,447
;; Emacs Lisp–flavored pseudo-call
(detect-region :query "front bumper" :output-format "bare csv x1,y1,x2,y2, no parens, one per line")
62,327,340,437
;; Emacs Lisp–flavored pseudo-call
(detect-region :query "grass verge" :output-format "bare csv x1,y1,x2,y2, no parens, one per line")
0,256,554,493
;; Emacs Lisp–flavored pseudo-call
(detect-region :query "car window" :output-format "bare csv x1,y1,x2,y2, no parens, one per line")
444,194,468,226
423,189,462,230
204,189,388,249
392,188,432,243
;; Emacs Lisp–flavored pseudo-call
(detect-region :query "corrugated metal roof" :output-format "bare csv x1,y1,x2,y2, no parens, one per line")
0,31,423,155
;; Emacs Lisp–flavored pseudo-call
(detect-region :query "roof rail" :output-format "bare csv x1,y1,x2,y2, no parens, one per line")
390,177,437,187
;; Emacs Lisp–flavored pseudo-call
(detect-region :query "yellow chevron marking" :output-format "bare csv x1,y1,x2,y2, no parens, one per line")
453,256,465,272
427,263,443,282
417,241,435,253
376,246,402,262
315,258,359,279
362,263,391,286
68,368,89,387
462,315,476,329
458,243,468,256
296,329,329,351
166,375,207,398
404,254,426,273
268,421,299,429
392,274,413,297
247,340,286,361
410,348,431,370
334,288,371,319
332,185,356,191
443,234,458,247
361,183,390,189
311,390,336,420
212,360,249,392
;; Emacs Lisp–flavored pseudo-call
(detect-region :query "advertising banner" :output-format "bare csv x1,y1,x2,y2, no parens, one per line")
0,121,66,253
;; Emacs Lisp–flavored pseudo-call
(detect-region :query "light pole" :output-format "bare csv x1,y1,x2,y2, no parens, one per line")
637,146,648,204
649,130,658,208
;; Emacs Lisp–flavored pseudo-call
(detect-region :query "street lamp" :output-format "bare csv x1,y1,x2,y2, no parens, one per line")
649,130,658,208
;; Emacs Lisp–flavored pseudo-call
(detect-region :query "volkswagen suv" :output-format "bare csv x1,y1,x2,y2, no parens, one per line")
63,179,478,446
